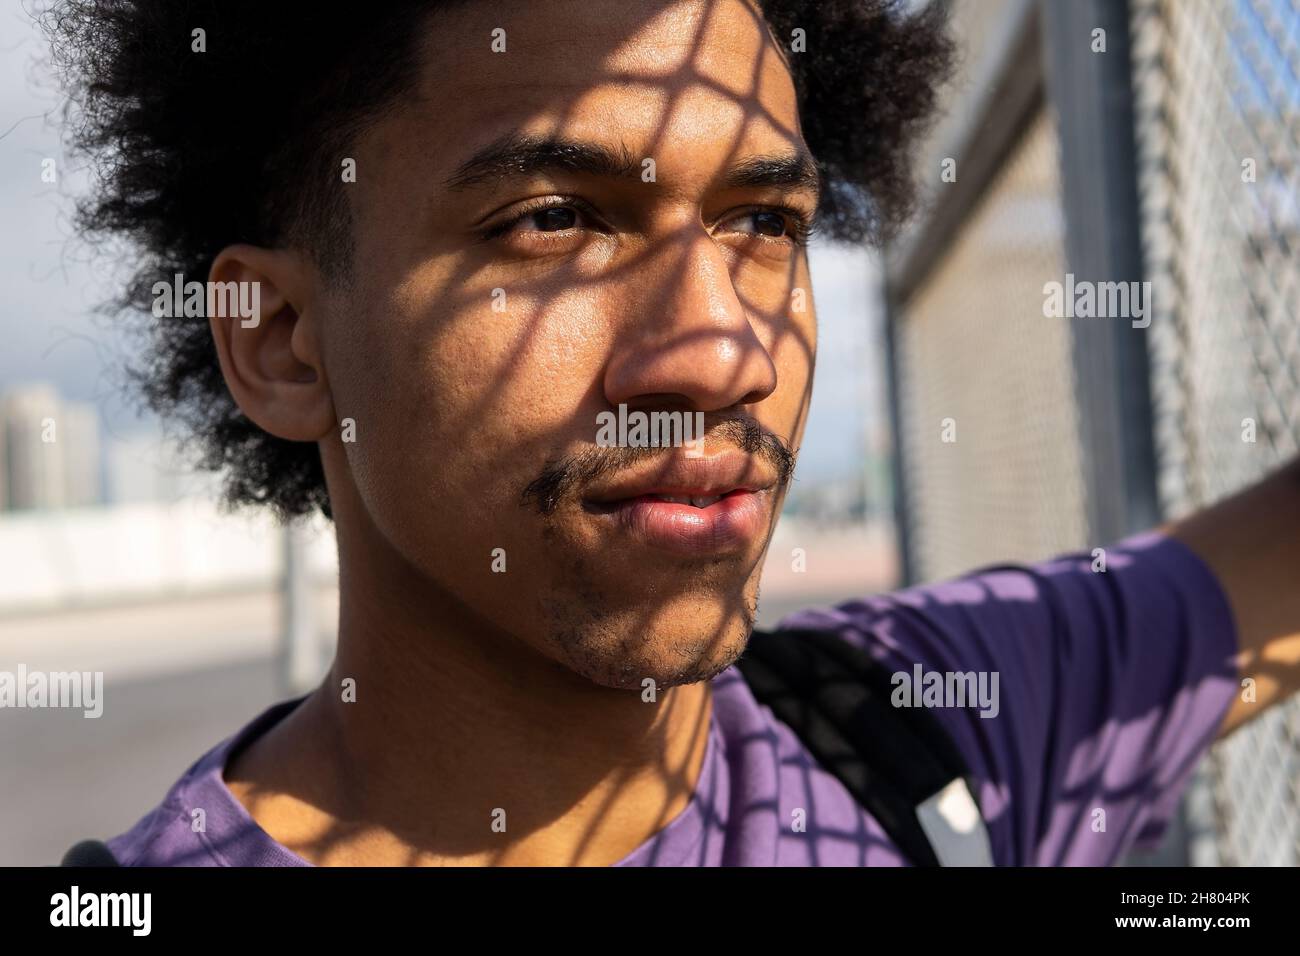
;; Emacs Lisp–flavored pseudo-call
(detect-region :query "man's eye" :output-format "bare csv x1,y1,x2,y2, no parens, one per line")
721,209,810,244
488,203,588,240
740,211,788,237
524,206,580,232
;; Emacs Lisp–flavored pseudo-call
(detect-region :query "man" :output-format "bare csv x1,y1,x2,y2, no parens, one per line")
45,0,1299,866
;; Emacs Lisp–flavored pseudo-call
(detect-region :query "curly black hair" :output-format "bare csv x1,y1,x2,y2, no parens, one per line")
40,0,953,520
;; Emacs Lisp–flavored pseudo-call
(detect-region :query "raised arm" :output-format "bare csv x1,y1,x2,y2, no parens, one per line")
1167,457,1300,738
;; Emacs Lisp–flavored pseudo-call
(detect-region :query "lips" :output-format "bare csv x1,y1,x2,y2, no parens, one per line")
582,452,777,556
583,450,776,506
642,493,725,508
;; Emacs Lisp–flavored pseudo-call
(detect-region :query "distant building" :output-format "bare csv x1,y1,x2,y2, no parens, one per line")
2,384,65,510
0,383,102,511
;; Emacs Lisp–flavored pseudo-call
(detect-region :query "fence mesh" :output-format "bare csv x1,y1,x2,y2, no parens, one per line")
1130,0,1300,866
897,108,1090,583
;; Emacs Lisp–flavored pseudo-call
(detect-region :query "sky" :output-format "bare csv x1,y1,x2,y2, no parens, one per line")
0,5,885,490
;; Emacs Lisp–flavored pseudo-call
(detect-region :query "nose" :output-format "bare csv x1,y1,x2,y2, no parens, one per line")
602,227,779,415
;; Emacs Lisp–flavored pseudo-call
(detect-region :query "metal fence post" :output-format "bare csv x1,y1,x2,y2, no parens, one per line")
1041,0,1183,864
1040,0,1161,544
280,520,319,695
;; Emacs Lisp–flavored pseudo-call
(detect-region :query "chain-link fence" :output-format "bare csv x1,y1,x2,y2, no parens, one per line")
1130,0,1300,867
883,0,1299,865
896,108,1089,582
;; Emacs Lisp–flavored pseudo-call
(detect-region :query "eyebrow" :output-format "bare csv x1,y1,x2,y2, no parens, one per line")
443,133,823,203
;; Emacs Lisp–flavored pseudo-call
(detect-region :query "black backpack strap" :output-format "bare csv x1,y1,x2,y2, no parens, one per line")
736,626,991,866
60,839,120,867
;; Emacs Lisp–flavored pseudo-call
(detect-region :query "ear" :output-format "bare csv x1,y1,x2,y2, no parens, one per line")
206,244,335,443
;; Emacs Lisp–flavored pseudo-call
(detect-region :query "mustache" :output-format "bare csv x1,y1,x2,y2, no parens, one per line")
520,418,796,517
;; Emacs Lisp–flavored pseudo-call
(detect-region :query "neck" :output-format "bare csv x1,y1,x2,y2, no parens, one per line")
225,506,714,867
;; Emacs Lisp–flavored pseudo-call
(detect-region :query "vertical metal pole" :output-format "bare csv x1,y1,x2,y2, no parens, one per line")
1041,0,1178,864
280,520,318,695
881,278,916,587
1040,0,1161,544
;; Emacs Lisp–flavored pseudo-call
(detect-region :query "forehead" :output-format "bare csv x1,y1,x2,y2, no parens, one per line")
396,0,804,176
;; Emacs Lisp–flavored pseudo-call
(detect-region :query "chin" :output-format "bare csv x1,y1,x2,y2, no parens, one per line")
544,601,758,692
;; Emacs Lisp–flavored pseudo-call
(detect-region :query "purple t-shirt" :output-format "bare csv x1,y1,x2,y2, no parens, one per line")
107,531,1239,866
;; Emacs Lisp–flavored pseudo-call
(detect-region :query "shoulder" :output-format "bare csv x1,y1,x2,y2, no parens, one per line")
770,531,1239,865
106,746,226,866
106,695,310,867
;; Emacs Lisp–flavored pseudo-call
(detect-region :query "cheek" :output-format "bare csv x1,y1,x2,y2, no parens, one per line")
732,250,815,392
754,262,816,439
769,313,815,443
325,278,610,567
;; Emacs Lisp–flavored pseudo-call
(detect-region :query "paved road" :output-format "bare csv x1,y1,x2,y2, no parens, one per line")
2,657,282,866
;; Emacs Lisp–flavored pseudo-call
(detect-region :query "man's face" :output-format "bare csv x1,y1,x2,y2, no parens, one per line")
320,0,817,689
